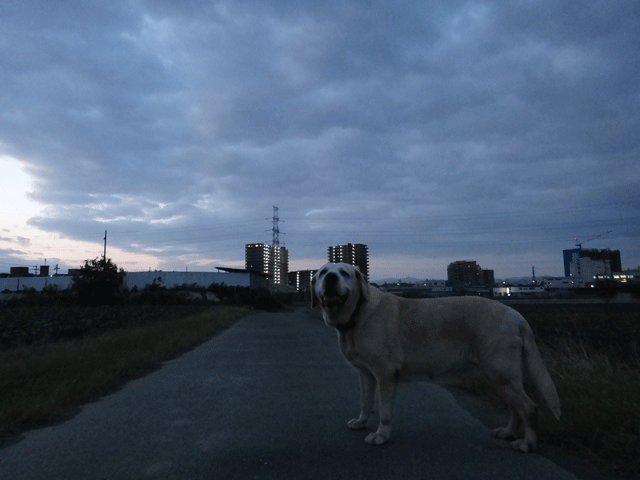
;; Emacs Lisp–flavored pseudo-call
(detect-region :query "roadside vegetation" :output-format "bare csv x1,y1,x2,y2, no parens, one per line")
0,305,247,439
2,268,638,479
0,259,286,441
465,303,640,480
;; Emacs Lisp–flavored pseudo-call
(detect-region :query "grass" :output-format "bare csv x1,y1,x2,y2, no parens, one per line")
459,303,640,480
312,300,640,478
540,345,640,479
2,299,639,478
516,303,640,479
0,305,247,439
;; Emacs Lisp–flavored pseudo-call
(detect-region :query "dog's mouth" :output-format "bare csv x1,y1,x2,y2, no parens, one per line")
321,293,350,311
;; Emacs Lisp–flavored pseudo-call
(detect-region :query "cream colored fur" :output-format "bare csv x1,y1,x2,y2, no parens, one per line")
312,262,560,452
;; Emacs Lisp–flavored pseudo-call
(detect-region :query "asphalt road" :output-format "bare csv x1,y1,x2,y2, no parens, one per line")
1,309,579,480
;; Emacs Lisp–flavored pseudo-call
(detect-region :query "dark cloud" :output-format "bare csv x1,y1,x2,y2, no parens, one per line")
1,0,639,278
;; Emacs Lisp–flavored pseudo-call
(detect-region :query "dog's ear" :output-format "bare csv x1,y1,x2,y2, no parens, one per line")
355,267,370,300
310,274,319,309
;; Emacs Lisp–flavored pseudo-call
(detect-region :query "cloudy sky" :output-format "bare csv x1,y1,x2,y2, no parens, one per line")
1,0,639,281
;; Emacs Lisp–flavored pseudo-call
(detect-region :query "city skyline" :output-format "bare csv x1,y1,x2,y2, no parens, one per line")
4,239,632,287
1,1,639,280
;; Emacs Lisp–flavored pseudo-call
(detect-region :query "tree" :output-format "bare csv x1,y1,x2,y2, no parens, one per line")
73,257,124,305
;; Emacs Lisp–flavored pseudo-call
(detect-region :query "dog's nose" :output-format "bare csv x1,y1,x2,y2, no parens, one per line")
324,272,339,295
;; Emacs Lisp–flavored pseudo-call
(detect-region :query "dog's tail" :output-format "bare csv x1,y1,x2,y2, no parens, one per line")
520,320,561,419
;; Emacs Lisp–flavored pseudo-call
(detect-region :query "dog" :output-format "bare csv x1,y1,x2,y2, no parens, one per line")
311,262,560,452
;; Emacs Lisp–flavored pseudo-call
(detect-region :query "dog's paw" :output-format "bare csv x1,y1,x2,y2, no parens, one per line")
492,426,516,440
347,418,368,430
364,432,389,445
510,439,534,453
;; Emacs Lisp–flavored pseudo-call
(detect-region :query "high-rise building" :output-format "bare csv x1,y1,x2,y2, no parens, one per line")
328,243,369,279
245,243,270,276
447,260,479,285
447,260,494,286
288,270,317,291
245,243,289,287
271,245,288,286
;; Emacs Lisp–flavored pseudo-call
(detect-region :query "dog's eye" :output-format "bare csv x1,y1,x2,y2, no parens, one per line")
339,269,349,278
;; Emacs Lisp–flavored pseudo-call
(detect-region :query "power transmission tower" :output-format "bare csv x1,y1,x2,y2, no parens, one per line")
268,206,286,285
271,206,280,248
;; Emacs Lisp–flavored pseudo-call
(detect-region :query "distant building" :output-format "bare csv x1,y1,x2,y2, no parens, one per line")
123,269,267,291
583,249,622,272
563,248,621,281
612,268,640,284
10,267,30,277
289,270,316,291
540,277,586,289
493,285,546,298
479,268,495,285
0,269,265,293
328,243,369,279
562,248,580,277
245,243,289,287
447,260,494,286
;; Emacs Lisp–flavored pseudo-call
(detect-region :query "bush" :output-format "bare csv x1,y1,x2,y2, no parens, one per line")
72,258,124,306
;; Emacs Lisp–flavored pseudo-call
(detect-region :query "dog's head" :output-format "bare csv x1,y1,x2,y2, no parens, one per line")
311,262,369,330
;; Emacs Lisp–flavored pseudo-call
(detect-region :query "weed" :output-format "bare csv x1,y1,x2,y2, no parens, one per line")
541,344,640,479
0,306,246,438
460,303,640,480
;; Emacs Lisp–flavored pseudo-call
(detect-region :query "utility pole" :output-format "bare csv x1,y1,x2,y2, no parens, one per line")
103,230,107,267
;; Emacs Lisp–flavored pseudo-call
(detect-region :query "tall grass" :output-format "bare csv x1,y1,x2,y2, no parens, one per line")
540,344,640,479
0,306,246,439
472,303,640,480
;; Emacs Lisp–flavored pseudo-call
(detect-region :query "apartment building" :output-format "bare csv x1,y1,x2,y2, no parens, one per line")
328,243,369,279
245,243,289,287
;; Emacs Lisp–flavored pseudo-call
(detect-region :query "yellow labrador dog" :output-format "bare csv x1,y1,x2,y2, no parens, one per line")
311,262,560,452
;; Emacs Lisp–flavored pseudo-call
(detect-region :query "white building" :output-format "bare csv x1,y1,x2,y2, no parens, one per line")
568,252,611,281
123,270,252,290
0,275,73,292
493,285,546,298
0,268,267,293
540,277,586,289
612,269,640,283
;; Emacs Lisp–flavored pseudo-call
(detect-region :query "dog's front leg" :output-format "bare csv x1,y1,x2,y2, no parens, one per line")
348,369,376,430
365,371,398,445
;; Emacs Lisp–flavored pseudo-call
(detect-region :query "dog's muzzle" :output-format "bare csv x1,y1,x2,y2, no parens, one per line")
321,293,350,311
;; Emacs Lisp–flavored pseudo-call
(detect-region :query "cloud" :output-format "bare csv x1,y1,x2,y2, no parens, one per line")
1,0,639,278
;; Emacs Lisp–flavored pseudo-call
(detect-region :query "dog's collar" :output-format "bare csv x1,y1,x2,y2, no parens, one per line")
335,293,365,334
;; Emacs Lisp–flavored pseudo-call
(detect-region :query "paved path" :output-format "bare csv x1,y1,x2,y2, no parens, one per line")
1,310,579,479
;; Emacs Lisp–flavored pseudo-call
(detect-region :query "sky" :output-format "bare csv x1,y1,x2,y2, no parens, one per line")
1,0,639,281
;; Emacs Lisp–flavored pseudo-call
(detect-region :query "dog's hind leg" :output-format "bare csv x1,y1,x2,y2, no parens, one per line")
492,403,521,440
480,343,538,452
495,383,538,453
